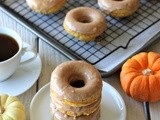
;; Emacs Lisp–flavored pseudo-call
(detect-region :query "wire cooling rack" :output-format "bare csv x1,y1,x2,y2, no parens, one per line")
0,0,160,76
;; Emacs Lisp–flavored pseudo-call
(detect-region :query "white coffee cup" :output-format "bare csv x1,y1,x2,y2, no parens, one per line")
0,27,36,81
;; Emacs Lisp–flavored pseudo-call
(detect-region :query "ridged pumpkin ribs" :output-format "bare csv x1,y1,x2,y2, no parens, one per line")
120,52,160,102
0,96,5,114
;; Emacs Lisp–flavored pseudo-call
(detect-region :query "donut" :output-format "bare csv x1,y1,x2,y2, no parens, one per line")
50,95,101,117
98,0,140,18
51,102,100,120
26,0,66,14
63,7,107,42
50,61,102,106
50,60,102,120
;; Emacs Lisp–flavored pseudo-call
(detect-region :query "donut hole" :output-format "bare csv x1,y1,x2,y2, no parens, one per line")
77,15,93,23
70,79,85,88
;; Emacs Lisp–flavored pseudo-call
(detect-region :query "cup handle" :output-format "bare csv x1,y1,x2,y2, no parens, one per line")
20,44,37,64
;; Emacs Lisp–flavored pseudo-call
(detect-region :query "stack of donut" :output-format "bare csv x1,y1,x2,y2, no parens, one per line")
50,61,102,120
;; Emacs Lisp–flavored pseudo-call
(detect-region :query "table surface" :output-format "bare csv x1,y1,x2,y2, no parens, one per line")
0,9,160,120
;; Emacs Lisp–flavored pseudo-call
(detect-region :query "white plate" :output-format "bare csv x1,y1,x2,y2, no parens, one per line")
30,82,126,120
0,43,42,96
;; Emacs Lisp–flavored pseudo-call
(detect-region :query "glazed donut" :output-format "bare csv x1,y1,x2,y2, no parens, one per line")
26,0,66,14
63,7,107,42
50,95,101,117
51,102,100,120
50,61,102,106
98,0,140,18
50,60,102,119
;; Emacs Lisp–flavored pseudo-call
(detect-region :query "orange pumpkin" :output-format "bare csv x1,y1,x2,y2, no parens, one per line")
120,52,160,102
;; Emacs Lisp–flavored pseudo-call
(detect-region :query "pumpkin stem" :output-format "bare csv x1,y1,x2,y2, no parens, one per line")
142,68,153,76
0,96,4,114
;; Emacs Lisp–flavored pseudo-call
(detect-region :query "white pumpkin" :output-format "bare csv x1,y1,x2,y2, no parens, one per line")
0,94,26,120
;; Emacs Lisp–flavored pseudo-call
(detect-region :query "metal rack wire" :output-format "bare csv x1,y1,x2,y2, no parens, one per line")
0,0,160,76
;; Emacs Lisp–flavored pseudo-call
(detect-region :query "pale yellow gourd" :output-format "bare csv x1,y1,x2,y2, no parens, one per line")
0,94,26,120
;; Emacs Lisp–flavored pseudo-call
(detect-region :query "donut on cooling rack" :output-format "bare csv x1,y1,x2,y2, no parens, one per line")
50,60,102,120
98,0,140,18
26,0,66,14
63,7,107,42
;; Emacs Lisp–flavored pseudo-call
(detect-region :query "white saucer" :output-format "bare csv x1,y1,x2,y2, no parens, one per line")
0,43,42,96
30,82,126,120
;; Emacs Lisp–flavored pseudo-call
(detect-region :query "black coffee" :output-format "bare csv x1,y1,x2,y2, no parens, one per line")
0,34,19,62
